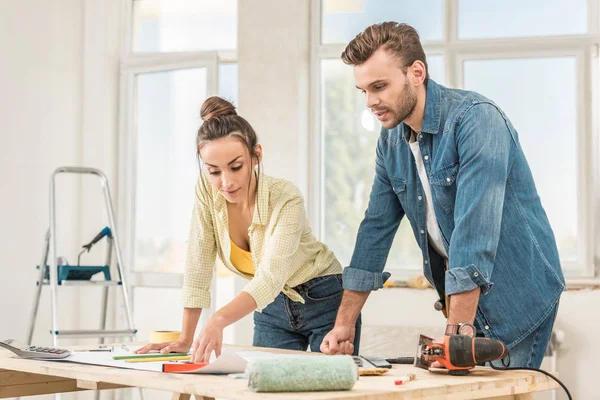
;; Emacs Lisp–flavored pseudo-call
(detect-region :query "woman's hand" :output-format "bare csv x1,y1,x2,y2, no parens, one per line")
134,339,191,355
190,318,224,363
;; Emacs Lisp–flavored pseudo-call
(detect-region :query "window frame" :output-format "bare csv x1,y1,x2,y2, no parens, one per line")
309,0,600,280
118,1,238,306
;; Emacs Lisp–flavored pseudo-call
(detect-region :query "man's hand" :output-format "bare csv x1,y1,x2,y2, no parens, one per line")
190,318,224,363
320,324,355,355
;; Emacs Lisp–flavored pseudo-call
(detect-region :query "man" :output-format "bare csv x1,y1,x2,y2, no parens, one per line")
320,22,565,368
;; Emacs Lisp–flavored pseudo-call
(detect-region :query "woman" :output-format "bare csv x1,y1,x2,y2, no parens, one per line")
136,96,361,363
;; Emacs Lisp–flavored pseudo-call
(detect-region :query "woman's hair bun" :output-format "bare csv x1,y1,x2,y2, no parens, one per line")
200,96,237,122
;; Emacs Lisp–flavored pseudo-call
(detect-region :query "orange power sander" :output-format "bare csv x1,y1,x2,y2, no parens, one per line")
413,334,507,376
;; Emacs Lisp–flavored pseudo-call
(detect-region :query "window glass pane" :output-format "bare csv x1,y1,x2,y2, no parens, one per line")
219,63,238,106
322,0,443,44
463,57,578,264
458,0,587,39
427,55,445,87
321,57,445,270
133,0,237,52
135,68,207,273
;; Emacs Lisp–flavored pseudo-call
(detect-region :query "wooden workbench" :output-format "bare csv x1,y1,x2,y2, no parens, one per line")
0,344,558,399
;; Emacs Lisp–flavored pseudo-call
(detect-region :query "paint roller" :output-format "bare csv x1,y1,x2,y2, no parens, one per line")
246,354,357,392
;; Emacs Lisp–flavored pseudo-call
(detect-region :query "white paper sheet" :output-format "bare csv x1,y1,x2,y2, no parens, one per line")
54,347,280,374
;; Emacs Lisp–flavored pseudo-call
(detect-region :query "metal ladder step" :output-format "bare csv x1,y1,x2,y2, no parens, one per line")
52,329,137,339
40,280,122,286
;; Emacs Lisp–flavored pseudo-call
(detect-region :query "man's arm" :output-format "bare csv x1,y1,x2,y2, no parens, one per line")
447,288,480,325
320,290,369,355
321,133,404,355
445,102,515,322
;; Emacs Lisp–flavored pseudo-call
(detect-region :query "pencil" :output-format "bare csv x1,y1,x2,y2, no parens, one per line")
125,355,191,363
113,353,188,360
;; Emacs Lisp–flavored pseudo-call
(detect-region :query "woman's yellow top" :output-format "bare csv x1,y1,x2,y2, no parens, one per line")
229,238,255,276
183,173,341,311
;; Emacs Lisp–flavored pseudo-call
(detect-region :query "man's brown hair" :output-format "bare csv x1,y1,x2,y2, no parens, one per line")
341,22,429,85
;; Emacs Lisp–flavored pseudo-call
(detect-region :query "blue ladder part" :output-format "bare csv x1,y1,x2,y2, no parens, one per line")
37,264,112,285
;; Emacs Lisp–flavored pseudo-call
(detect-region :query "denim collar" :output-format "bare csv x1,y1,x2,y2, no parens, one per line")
401,79,442,142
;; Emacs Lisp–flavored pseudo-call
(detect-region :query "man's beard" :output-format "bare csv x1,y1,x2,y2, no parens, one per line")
384,81,417,129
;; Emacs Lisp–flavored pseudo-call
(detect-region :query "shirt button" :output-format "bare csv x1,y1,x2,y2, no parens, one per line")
418,196,422,201
474,272,479,277
424,260,428,264
420,229,425,234
418,135,422,140
424,155,429,161
446,177,452,182
484,325,490,330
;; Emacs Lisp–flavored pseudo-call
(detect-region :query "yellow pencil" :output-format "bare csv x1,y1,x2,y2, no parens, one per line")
125,355,191,363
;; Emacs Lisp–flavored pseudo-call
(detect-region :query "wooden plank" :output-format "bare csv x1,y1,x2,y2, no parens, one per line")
0,379,84,398
0,368,68,386
76,379,129,390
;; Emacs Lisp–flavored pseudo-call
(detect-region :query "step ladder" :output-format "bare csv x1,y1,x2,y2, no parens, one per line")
27,167,137,346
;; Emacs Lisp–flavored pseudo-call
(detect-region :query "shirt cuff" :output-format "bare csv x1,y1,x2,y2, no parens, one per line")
182,289,211,309
242,278,276,312
445,264,493,296
342,267,391,292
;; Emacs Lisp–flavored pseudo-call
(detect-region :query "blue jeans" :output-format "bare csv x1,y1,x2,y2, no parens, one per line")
484,302,558,368
253,274,361,355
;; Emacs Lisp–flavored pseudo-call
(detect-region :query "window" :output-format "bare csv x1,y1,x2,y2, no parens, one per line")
132,0,237,52
321,0,443,44
121,1,239,336
134,68,208,273
458,0,587,40
463,56,579,267
313,1,597,278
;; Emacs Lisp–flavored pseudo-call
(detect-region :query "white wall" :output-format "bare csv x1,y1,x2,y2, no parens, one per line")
1,1,598,400
0,0,122,361
0,0,84,345
232,0,312,346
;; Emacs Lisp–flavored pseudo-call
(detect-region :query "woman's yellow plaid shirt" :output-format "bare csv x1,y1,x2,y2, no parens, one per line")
183,173,342,311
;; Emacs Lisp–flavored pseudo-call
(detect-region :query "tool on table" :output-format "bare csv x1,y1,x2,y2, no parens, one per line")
394,373,416,385
247,355,357,392
415,334,506,375
383,275,430,289
125,355,190,363
393,333,572,400
352,356,391,376
163,362,208,373
149,330,181,344
0,339,71,359
113,353,188,361
353,355,391,369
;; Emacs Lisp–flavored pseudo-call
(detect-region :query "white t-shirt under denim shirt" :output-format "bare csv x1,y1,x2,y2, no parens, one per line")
409,130,448,259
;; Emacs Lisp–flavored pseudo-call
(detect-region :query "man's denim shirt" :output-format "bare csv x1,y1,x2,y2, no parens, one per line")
343,79,566,348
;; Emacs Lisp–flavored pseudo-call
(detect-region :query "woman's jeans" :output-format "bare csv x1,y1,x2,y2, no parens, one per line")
253,274,361,355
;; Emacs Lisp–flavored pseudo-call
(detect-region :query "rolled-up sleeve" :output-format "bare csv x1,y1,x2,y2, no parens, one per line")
446,102,513,296
182,181,217,308
242,194,305,311
344,134,402,292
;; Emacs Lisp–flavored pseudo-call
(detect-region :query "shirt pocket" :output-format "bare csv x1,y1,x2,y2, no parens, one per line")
389,177,407,203
429,162,459,215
